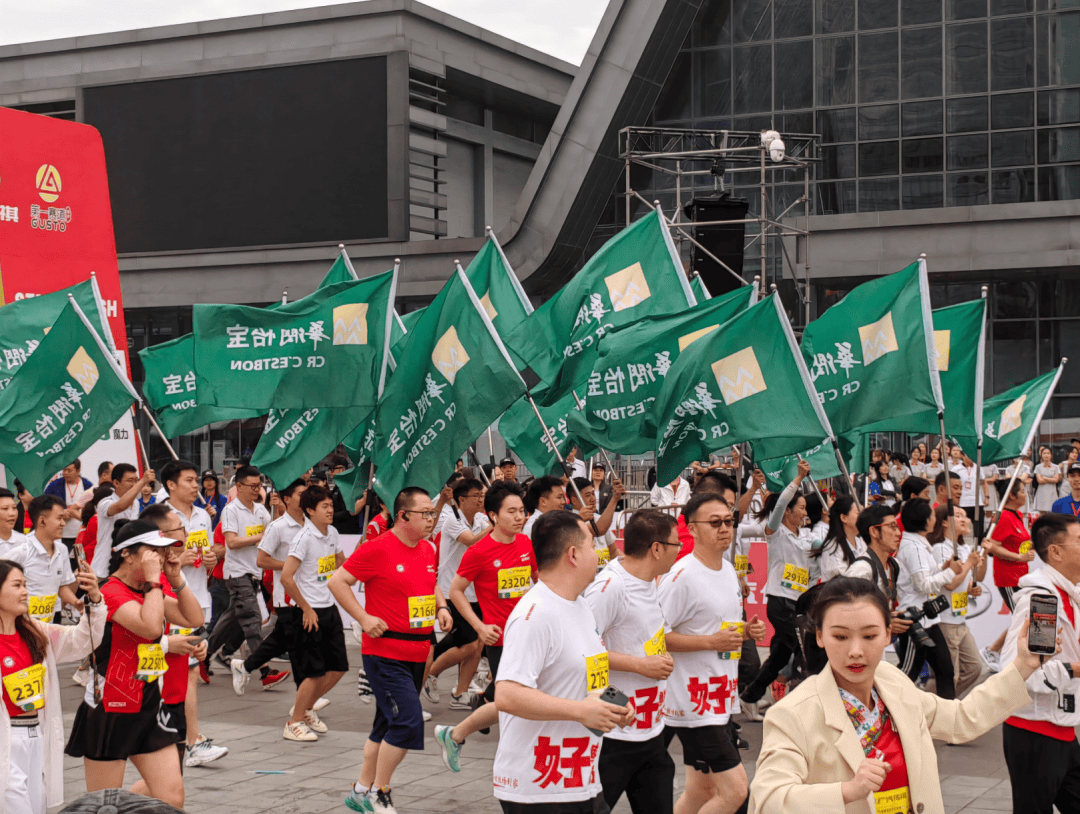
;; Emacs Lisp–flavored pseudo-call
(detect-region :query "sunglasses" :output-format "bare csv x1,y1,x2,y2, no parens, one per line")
689,517,736,529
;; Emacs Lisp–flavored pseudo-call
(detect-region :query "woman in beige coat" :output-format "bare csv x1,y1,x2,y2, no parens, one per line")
751,576,1046,814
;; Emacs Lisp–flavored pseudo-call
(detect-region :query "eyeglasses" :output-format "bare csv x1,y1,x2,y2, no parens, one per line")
403,510,438,520
689,517,736,529
872,521,901,532
657,541,684,550
160,526,185,535
238,481,261,491
461,492,483,500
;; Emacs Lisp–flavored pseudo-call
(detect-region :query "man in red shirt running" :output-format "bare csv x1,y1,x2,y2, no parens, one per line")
981,479,1035,671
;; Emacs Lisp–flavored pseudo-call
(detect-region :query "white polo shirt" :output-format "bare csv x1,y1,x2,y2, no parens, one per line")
164,500,214,610
5,533,75,621
221,499,272,579
0,529,28,559
286,519,343,609
94,493,139,578
259,512,306,607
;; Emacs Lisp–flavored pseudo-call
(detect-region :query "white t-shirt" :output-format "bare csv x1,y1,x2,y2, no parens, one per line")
895,532,943,629
583,559,668,741
221,499,272,579
164,500,214,609
593,530,616,571
568,459,587,480
438,510,488,601
0,530,28,559
817,535,868,583
494,581,606,804
94,493,138,578
952,463,977,508
765,525,817,600
657,554,742,727
523,511,541,541
286,519,343,609
5,534,75,621
259,512,305,607
931,540,973,625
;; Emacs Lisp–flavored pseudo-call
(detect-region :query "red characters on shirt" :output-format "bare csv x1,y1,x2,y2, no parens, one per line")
533,736,599,789
687,675,736,716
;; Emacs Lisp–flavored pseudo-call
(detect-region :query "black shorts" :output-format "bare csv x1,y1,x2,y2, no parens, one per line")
663,722,741,774
161,701,188,773
364,654,426,750
483,644,503,704
66,686,179,762
499,794,609,814
448,601,483,648
999,586,1018,612
291,605,349,678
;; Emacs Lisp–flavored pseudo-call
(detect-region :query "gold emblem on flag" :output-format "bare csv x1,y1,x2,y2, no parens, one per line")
480,292,498,321
999,394,1026,437
66,347,99,394
678,325,719,352
332,303,368,345
712,347,766,406
432,326,470,385
605,263,652,312
858,312,899,365
35,164,62,203
934,330,951,372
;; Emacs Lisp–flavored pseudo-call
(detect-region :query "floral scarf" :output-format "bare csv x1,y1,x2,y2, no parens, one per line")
839,686,890,756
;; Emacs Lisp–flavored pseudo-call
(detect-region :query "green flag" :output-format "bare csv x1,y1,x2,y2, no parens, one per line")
139,335,262,438
400,307,426,334
498,391,596,478
801,259,943,437
654,293,834,485
319,252,357,288
0,278,112,390
0,301,136,493
193,271,395,410
504,208,697,406
565,285,755,455
462,238,533,366
960,364,1065,463
370,269,527,503
759,441,846,492
691,275,712,302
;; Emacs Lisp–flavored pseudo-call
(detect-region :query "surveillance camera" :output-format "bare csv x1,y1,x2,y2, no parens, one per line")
769,139,786,163
760,129,780,149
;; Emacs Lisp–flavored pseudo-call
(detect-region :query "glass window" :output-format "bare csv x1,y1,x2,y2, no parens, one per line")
903,137,945,171
990,18,1034,91
817,180,858,213
992,321,1036,391
948,133,990,167
1042,277,1080,317
733,0,772,42
1037,13,1080,86
1038,0,1080,8
903,174,945,206
654,52,693,122
947,170,990,203
695,49,732,117
947,22,989,95
860,141,900,174
733,45,773,113
695,0,733,47
902,27,944,99
1038,89,1080,125
1038,164,1080,199
991,130,1035,166
776,0,813,37
821,144,858,177
992,167,1036,201
991,0,1033,11
946,96,989,132
818,107,858,141
818,0,856,32
903,0,944,24
859,32,900,102
733,114,775,131
903,99,945,134
817,37,857,106
859,104,900,139
948,0,987,17
781,111,815,131
1052,322,1080,391
992,92,1035,128
859,177,901,210
1037,127,1080,163
775,41,814,109
859,0,898,28
994,280,1038,318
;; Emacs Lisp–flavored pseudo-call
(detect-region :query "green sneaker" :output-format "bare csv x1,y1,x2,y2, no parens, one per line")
344,784,374,812
434,724,462,772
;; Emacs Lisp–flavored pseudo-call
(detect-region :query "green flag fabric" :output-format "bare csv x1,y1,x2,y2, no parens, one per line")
691,275,712,302
462,239,533,366
801,259,943,437
370,269,527,504
0,302,135,493
504,208,697,406
139,335,262,439
318,253,357,288
566,285,755,455
759,441,844,492
498,391,596,478
193,271,394,410
250,407,368,488
959,364,1065,463
400,307,426,334
653,293,834,484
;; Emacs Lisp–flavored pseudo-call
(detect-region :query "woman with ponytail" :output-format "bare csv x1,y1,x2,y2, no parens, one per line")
811,496,865,582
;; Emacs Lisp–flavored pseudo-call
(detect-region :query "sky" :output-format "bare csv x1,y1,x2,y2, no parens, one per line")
0,0,608,65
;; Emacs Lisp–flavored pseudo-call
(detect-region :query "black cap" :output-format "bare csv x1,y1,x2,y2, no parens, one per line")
591,462,605,470
499,458,516,467
60,790,184,814
200,470,216,480
1068,463,1080,476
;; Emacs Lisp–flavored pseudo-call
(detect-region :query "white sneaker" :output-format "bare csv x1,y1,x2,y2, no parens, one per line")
185,738,229,766
304,709,328,733
981,646,1002,673
230,658,249,696
313,696,330,712
371,787,398,814
422,675,440,704
351,619,364,646
742,700,765,722
422,710,432,722
283,720,318,741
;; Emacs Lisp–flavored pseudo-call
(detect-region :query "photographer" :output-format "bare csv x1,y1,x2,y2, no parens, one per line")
844,505,907,637
894,498,979,699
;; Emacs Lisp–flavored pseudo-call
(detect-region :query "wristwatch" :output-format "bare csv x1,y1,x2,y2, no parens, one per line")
1065,663,1075,680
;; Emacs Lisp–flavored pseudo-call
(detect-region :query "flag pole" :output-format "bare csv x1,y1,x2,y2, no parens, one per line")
142,404,179,461
486,426,496,471
471,447,492,486
975,285,989,547
938,413,960,559
360,462,375,541
570,390,620,482
830,440,862,511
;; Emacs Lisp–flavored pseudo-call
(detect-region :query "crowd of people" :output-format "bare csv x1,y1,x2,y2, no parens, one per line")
1,438,1079,814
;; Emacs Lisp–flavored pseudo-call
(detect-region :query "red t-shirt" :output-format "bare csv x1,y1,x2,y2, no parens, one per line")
365,514,388,540
342,529,438,663
0,631,39,718
101,577,164,713
873,713,911,803
212,522,225,580
456,533,536,646
78,515,99,568
160,578,189,706
992,509,1031,588
675,515,695,561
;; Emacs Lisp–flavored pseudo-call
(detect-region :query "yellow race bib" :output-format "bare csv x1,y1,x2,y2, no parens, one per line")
719,621,745,660
497,566,532,599
185,529,209,551
407,594,437,629
317,554,337,582
245,524,264,537
1019,540,1032,555
27,595,57,622
734,554,749,577
643,627,667,657
2,663,46,712
136,643,167,682
586,652,610,692
874,787,909,814
952,591,969,616
781,564,809,593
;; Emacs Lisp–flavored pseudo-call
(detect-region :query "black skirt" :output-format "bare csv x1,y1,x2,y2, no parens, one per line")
65,682,181,761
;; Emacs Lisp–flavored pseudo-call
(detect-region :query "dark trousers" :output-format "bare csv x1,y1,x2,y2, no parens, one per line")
597,733,675,814
499,795,609,814
741,596,797,703
206,575,263,660
243,606,300,685
1003,722,1080,814
738,634,761,690
895,622,955,699
208,577,231,632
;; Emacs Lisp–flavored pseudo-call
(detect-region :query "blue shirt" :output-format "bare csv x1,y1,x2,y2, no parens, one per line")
1052,495,1080,516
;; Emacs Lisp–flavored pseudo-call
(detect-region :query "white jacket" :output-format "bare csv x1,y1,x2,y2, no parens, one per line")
1002,566,1080,729
1,601,106,808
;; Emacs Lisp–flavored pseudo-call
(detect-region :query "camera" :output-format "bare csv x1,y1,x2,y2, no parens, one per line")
897,595,951,648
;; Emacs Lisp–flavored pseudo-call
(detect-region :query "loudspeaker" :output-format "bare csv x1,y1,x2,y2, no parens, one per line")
683,195,750,296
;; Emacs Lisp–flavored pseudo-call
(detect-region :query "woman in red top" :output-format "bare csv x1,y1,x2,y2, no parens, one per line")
986,479,1036,610
76,485,114,573
64,520,205,809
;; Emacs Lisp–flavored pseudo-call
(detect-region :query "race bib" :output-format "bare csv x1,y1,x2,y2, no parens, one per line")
169,625,193,636
1019,540,1032,555
136,643,167,682
781,564,809,593
643,627,667,657
245,524,264,537
952,591,969,617
874,787,909,814
28,595,57,622
734,554,749,577
595,541,611,567
719,621,745,660
497,566,531,599
185,529,209,551
317,554,337,582
586,652,610,692
2,663,46,712
407,594,437,629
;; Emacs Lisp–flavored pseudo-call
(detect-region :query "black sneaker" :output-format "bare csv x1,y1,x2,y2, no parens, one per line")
372,786,397,814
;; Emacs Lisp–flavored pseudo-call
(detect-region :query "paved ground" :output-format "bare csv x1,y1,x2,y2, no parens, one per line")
50,642,1030,814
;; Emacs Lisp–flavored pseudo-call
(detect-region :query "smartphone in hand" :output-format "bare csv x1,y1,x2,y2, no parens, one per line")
1029,593,1059,656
